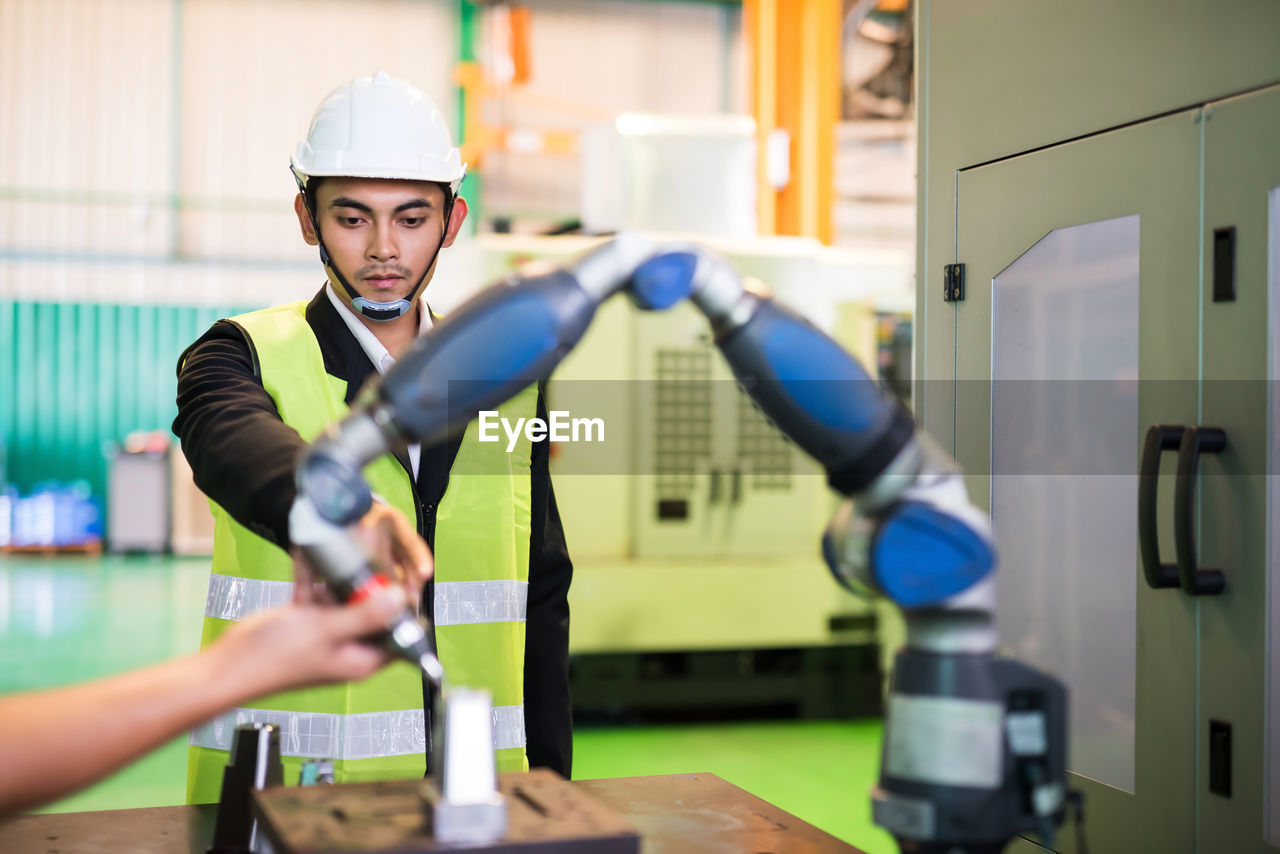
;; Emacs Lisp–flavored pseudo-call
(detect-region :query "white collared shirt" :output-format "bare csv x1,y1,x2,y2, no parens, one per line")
325,284,433,479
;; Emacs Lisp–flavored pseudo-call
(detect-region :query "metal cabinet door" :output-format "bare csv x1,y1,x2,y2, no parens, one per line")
1197,84,1280,854
953,111,1203,852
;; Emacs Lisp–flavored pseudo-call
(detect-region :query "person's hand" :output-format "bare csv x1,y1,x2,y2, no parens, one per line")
210,588,409,698
291,500,433,608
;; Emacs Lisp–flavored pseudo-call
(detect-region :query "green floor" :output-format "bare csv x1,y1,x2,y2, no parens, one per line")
0,554,896,854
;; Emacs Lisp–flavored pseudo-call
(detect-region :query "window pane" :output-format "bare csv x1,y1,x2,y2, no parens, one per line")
991,215,1140,792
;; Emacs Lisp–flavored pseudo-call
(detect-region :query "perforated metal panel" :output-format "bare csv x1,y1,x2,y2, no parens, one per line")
652,348,712,499
736,387,792,491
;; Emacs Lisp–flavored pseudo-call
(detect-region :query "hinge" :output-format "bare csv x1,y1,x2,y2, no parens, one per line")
943,263,965,302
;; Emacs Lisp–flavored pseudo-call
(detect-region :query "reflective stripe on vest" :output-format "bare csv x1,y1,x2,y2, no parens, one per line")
204,574,529,625
189,704,526,758
204,573,293,621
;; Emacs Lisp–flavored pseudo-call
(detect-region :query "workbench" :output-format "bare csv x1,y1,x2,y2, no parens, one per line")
0,773,868,854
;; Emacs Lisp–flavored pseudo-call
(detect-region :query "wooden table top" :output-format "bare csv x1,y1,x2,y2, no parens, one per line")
0,772,867,854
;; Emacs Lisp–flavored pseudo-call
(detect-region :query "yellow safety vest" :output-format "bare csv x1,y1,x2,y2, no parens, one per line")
186,301,538,804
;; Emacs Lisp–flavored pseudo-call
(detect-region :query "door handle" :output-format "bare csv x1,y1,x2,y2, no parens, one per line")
1174,426,1227,596
1139,425,1184,589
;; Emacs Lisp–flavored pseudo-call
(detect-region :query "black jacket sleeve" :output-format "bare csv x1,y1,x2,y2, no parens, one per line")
172,320,307,549
522,390,574,777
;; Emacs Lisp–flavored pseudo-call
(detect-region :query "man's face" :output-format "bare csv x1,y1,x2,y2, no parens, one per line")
294,177,467,305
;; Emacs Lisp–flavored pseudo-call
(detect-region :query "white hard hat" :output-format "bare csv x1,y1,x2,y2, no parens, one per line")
291,71,467,193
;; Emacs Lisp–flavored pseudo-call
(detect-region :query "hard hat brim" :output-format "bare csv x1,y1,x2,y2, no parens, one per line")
290,158,466,194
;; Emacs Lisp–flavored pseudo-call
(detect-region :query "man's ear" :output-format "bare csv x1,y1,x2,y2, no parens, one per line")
442,197,469,248
295,193,320,246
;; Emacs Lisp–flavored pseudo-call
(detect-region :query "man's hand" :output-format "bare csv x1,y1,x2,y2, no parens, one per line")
292,500,433,607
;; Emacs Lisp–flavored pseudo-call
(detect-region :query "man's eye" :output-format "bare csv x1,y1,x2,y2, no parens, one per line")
338,216,364,227
401,217,425,227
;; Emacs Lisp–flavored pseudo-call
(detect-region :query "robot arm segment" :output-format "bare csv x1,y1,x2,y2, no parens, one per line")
631,245,918,496
297,235,658,524
288,236,658,679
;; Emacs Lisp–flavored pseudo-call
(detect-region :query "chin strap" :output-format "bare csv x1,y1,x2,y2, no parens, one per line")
291,165,456,322
349,296,414,321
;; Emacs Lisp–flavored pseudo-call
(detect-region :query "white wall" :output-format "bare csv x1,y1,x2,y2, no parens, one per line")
0,0,745,307
476,0,744,224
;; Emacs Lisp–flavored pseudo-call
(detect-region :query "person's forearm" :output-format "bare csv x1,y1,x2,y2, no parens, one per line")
0,583,401,816
0,648,243,814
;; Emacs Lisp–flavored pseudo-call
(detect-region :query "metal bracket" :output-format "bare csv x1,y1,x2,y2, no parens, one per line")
943,263,965,302
428,689,507,845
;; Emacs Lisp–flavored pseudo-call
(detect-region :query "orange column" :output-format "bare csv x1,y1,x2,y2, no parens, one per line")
747,0,778,237
746,0,841,243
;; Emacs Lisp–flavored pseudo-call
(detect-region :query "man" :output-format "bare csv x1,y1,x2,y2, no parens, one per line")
175,72,573,803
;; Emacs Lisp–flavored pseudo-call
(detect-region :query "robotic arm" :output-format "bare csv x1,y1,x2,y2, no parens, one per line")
290,236,1068,854
631,244,1067,853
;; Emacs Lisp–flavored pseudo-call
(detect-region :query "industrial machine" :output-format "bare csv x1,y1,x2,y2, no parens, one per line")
289,235,1069,853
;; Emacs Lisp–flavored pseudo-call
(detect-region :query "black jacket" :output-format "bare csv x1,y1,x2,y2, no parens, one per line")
174,288,573,777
